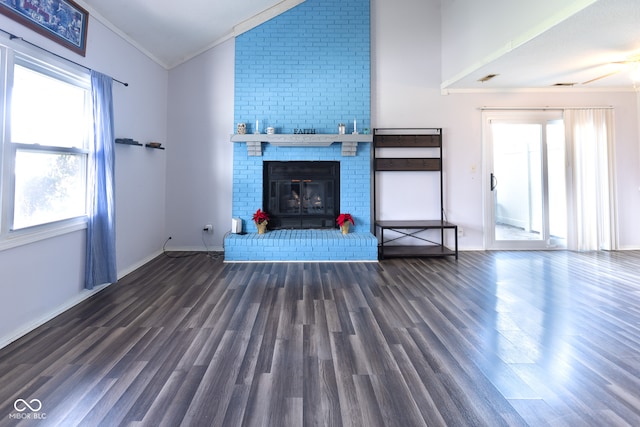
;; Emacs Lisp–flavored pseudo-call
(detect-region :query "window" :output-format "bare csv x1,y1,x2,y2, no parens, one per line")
1,48,91,246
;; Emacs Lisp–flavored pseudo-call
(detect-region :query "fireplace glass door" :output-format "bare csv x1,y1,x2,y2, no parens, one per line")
264,161,339,229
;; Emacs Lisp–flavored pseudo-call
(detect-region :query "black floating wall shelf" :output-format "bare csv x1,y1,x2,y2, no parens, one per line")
115,138,142,146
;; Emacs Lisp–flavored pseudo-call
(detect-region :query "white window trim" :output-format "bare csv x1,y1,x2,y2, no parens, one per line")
0,42,91,252
0,217,87,251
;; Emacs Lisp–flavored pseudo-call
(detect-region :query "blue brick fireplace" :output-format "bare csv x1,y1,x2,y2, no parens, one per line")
224,0,377,261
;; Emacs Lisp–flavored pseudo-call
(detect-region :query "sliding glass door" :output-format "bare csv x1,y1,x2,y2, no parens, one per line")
483,111,567,250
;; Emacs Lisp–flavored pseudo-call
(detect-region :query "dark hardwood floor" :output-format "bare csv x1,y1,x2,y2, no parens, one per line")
1,250,640,426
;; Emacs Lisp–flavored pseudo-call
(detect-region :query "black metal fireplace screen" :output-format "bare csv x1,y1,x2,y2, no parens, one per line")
263,161,339,229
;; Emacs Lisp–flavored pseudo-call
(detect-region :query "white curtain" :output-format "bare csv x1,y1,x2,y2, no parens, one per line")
564,108,617,251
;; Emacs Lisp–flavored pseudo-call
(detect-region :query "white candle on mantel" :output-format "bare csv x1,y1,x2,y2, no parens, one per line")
354,118,357,133
256,120,259,134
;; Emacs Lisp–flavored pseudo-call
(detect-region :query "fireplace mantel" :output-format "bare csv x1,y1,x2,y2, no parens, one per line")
230,133,373,156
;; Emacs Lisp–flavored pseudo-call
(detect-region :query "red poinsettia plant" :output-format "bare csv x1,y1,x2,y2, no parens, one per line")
336,213,355,227
252,209,269,224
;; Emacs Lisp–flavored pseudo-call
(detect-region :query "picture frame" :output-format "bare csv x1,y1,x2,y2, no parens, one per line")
0,0,89,56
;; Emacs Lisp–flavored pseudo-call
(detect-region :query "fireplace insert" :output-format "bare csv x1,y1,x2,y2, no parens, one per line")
263,161,339,229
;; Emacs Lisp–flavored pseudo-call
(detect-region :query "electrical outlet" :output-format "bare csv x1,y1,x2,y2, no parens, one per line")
203,224,213,232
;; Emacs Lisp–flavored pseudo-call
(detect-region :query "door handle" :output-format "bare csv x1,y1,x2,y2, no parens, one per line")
490,173,497,191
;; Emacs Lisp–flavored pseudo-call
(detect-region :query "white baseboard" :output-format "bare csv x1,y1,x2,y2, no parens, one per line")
165,246,224,252
117,250,163,277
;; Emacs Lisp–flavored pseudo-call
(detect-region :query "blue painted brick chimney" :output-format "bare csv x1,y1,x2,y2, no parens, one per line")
227,0,377,261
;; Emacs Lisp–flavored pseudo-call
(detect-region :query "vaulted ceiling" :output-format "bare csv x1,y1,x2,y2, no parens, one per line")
78,0,301,69
77,0,640,90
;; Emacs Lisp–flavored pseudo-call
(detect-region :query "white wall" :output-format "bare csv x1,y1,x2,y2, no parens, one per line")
0,16,169,347
165,39,235,251
86,18,170,270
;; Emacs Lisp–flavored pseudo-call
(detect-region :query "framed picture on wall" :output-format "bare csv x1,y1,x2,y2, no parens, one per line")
0,0,89,56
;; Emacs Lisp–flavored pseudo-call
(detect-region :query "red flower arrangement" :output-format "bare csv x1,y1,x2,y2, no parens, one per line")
252,209,269,224
336,213,355,227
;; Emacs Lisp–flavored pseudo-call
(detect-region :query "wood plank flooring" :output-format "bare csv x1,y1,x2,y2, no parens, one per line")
1,250,640,426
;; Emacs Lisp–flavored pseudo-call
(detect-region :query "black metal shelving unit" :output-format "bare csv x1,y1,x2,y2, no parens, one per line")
373,128,458,259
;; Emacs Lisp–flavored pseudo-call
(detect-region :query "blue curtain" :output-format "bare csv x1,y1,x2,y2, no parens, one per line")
85,71,117,289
